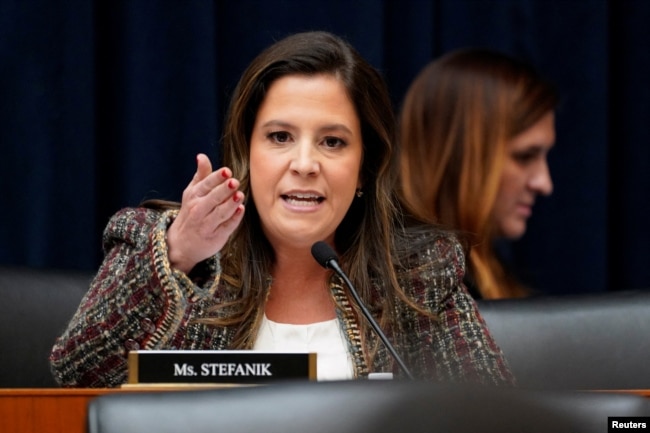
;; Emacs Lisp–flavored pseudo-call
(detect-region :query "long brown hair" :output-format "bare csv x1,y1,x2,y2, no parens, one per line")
399,48,558,299
214,31,404,350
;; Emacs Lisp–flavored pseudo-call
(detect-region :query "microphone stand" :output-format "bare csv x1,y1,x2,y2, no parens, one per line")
311,241,414,380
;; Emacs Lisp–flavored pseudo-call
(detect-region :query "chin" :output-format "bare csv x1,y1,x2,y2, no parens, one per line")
505,229,526,240
499,222,527,240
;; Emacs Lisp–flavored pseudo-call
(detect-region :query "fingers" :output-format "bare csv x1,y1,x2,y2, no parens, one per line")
202,181,240,223
177,153,246,232
194,167,234,202
183,154,236,201
189,153,231,190
190,153,213,185
168,156,246,273
181,154,246,237
215,201,245,236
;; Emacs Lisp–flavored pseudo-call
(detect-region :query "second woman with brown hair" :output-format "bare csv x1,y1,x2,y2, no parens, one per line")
399,48,558,299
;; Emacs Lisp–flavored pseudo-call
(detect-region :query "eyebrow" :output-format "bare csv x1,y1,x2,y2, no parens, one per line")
511,140,555,151
260,120,354,136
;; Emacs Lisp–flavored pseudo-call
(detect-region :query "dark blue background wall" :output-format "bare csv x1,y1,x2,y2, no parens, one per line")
1,0,648,295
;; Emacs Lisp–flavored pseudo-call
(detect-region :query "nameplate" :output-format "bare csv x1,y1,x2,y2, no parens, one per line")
127,350,317,384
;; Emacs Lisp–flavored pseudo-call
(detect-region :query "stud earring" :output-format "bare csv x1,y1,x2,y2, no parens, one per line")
355,188,364,198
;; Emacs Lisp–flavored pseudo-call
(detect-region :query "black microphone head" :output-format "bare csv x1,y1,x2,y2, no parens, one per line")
311,241,338,269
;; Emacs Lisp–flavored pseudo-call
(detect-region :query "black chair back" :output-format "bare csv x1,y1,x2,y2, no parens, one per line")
0,266,92,387
477,290,650,389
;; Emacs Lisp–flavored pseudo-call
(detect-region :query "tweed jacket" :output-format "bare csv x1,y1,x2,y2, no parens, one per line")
49,207,515,387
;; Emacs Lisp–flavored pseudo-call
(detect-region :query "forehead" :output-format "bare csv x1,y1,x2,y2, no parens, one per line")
256,74,360,125
263,73,350,102
509,111,555,150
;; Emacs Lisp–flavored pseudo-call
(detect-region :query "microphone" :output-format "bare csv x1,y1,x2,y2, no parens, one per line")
311,241,414,380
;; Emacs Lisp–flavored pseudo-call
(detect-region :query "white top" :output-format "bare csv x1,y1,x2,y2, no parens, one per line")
253,315,354,381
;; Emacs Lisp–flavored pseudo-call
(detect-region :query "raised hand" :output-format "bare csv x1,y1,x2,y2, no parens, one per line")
166,153,245,274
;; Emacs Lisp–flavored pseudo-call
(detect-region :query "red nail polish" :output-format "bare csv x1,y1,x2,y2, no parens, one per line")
233,193,240,203
228,179,235,189
221,170,229,179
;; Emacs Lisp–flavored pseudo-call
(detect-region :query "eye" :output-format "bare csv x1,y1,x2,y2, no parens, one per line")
268,131,291,143
511,148,543,165
323,136,347,148
513,152,536,163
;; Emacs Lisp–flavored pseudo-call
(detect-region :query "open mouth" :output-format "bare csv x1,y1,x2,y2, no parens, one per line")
281,193,325,206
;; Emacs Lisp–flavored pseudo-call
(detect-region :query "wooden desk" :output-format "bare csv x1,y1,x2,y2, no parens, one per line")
0,388,122,433
0,385,233,433
2,388,650,433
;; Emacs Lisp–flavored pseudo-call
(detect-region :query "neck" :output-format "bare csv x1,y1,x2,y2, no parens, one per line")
271,245,331,296
265,244,336,324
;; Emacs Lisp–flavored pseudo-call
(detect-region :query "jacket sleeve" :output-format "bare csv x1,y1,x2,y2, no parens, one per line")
49,207,222,387
397,231,516,386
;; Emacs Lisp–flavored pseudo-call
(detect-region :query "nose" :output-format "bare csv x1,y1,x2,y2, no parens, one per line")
289,141,320,176
529,159,553,196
